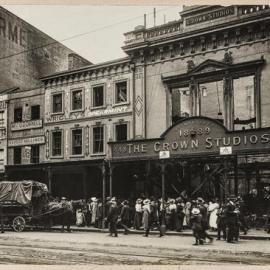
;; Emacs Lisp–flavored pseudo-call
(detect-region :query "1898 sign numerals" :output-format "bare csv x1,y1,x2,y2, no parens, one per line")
179,127,211,137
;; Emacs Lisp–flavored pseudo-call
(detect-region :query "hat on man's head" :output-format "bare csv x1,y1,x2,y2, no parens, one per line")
197,197,204,203
143,199,150,204
61,197,67,201
122,200,129,205
169,199,176,204
191,208,200,215
136,198,142,203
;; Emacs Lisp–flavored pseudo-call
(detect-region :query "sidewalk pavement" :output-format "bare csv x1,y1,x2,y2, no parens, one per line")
51,226,270,240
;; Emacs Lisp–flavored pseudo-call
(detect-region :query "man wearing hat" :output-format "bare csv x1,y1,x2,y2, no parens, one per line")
119,200,130,235
107,199,119,237
61,197,73,233
197,198,213,243
225,201,238,243
134,198,143,230
144,199,163,237
190,207,204,245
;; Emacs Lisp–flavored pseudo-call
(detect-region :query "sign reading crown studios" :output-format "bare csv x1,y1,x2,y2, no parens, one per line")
110,117,270,160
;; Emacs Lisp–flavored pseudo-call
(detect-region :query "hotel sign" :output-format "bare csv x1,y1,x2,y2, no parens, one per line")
11,119,43,131
8,136,45,147
186,7,235,26
110,117,270,160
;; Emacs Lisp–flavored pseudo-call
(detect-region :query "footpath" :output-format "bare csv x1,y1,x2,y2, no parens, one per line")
51,226,270,240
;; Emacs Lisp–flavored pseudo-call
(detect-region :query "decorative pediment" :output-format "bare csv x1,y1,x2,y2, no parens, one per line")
188,59,230,75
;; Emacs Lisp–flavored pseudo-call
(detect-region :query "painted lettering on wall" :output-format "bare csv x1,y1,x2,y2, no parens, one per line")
186,6,235,26
8,136,45,147
111,118,270,159
0,15,27,47
45,106,129,123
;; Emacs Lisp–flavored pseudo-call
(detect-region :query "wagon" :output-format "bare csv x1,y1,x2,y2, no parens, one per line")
0,180,66,232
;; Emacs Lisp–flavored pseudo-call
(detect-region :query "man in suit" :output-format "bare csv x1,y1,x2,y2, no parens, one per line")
144,199,163,237
61,197,73,233
0,205,4,233
107,199,119,237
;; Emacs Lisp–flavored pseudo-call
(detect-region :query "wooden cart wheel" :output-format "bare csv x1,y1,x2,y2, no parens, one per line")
13,216,26,232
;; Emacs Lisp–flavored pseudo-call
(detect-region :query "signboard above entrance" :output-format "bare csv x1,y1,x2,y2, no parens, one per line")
110,117,270,160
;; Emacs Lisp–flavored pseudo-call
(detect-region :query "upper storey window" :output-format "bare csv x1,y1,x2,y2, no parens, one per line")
92,85,104,108
199,80,224,124
233,75,255,130
115,81,127,104
71,89,83,111
14,107,22,122
52,93,63,114
172,88,191,124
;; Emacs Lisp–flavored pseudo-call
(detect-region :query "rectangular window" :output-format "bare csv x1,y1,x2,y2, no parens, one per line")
31,105,40,120
72,89,83,111
52,131,62,156
52,93,63,113
72,129,82,155
93,86,104,107
14,147,21,164
116,123,127,141
93,126,104,153
233,75,255,130
14,107,22,122
115,81,127,103
172,88,191,124
31,145,39,164
199,80,224,123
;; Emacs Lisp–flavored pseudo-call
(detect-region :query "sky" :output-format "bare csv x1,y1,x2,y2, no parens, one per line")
3,5,182,64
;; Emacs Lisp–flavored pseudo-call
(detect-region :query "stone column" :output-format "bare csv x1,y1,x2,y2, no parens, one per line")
223,72,233,130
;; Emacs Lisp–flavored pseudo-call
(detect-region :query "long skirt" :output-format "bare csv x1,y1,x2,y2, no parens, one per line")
209,209,218,229
134,212,142,230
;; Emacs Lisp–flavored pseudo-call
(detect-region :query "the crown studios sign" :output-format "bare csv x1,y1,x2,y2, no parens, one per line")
110,117,270,160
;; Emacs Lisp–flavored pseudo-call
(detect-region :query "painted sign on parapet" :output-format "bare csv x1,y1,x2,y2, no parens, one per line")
110,117,270,160
8,136,45,147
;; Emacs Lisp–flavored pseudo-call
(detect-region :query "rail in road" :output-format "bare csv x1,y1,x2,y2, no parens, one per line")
0,235,269,265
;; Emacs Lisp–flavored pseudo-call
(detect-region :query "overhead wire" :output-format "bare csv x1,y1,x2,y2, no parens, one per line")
0,5,179,61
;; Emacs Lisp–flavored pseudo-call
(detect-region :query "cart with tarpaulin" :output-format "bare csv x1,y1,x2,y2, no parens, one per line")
0,180,66,232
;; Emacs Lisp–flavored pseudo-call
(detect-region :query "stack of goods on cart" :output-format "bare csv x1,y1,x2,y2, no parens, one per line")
47,201,63,211
0,180,48,206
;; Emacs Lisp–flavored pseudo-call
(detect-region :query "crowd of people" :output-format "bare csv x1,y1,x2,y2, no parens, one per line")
58,185,270,245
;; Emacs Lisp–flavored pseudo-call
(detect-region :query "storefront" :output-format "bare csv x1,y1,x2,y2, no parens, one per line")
108,116,270,201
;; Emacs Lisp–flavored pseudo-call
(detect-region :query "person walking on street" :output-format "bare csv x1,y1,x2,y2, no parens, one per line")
190,207,204,245
134,198,143,230
60,197,73,233
119,200,130,235
107,199,119,237
197,198,213,243
144,199,163,237
225,201,238,243
216,204,227,240
0,205,4,233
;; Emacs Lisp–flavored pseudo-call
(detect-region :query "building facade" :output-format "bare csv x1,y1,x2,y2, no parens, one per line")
4,5,270,203
0,7,91,92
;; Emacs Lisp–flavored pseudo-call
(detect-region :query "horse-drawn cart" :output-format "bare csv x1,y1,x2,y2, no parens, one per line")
0,180,66,232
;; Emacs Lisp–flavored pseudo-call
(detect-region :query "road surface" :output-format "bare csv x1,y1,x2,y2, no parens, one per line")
0,231,269,265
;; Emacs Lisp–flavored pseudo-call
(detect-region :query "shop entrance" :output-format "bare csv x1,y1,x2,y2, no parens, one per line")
110,156,236,201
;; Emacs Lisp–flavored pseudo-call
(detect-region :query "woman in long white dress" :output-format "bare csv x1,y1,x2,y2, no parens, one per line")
208,200,219,230
142,199,150,231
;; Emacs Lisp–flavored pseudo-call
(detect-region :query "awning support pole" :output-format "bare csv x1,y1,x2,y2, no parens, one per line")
161,159,166,234
102,161,106,229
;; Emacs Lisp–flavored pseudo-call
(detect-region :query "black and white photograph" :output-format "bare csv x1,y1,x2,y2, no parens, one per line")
0,2,269,269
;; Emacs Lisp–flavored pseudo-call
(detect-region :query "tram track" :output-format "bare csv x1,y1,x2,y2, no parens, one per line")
0,241,269,265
